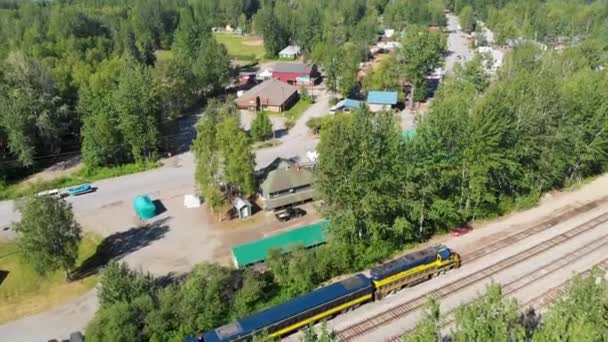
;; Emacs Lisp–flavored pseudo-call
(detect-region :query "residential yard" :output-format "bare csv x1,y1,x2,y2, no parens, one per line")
0,233,102,323
213,33,265,61
280,98,314,127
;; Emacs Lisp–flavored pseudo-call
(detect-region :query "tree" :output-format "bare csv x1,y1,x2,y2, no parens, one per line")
98,261,154,308
337,43,361,98
316,107,405,245
251,110,274,142
13,195,81,279
0,52,69,166
231,270,274,318
533,268,608,341
452,283,525,342
404,298,441,342
398,26,445,107
301,322,337,342
192,37,233,93
217,116,256,196
459,6,475,33
86,295,154,342
114,63,161,163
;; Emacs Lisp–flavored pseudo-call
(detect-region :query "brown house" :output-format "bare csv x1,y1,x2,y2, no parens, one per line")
234,78,299,112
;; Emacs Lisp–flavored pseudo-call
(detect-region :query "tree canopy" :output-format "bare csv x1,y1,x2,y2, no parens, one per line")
13,195,81,279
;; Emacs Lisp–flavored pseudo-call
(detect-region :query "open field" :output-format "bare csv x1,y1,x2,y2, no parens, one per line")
213,33,265,61
0,233,102,323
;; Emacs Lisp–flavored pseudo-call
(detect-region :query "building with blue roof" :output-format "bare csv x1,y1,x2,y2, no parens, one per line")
197,274,373,341
367,91,398,112
330,98,362,113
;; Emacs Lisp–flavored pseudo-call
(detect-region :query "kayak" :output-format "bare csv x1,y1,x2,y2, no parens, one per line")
67,184,93,196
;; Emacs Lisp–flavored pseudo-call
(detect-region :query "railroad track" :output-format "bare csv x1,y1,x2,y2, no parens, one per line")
335,211,608,341
428,232,608,335
387,258,608,342
458,195,608,263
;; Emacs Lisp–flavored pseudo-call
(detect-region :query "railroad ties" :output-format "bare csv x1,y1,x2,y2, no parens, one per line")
335,208,608,342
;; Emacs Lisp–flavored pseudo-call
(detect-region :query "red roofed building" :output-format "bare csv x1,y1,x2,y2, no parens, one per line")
271,62,317,86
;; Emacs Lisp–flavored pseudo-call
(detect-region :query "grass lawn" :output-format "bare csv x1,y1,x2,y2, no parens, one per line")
0,233,102,323
213,33,265,61
0,161,160,201
283,98,314,127
155,49,174,62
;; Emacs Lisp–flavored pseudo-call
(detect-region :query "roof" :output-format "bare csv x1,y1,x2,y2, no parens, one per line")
262,188,316,210
260,162,314,194
272,62,312,74
370,245,444,280
235,79,298,107
336,98,362,110
367,91,398,105
232,197,252,210
202,274,372,341
279,45,301,56
231,220,328,268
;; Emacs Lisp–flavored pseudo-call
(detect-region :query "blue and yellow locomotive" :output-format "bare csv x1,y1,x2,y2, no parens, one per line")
188,245,460,342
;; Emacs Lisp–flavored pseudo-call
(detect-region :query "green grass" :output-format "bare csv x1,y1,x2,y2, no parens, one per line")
213,33,265,61
282,98,314,127
0,161,160,201
155,49,174,62
0,233,102,323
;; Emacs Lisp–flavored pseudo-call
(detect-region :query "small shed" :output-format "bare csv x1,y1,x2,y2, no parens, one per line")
134,195,156,220
278,45,301,59
232,197,252,219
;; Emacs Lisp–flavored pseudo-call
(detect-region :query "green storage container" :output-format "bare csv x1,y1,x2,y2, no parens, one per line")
134,195,156,220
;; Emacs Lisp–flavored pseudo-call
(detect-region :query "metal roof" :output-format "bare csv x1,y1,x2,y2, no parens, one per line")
272,62,311,74
260,162,314,195
201,274,372,341
231,220,328,268
279,45,301,56
367,91,398,105
234,79,298,107
232,197,251,210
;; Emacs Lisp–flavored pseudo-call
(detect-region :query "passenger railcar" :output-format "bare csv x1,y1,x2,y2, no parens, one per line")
187,245,459,342
191,274,373,342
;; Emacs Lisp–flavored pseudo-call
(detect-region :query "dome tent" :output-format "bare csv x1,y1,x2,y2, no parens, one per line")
134,195,156,220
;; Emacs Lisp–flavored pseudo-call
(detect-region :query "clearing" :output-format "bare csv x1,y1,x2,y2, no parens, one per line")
213,33,265,61
0,233,102,323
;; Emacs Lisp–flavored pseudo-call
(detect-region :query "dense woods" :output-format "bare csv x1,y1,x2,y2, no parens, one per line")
2,0,608,340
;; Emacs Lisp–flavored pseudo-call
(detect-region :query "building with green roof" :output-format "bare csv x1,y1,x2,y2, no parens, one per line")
231,220,328,268
259,159,316,211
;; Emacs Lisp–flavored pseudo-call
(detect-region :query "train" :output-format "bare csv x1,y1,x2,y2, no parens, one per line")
186,244,460,342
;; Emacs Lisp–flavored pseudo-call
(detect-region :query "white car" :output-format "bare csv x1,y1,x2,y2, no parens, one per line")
36,189,62,199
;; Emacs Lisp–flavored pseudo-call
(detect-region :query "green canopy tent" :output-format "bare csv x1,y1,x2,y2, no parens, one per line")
134,195,156,220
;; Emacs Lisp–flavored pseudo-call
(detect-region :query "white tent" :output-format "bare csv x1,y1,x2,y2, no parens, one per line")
183,194,201,208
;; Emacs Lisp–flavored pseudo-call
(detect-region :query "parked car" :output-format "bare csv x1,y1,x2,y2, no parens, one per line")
67,183,93,196
450,226,472,237
36,188,62,199
275,207,306,222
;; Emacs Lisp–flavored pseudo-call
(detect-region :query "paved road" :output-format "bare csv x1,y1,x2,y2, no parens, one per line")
0,90,331,341
0,91,330,239
445,13,474,75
